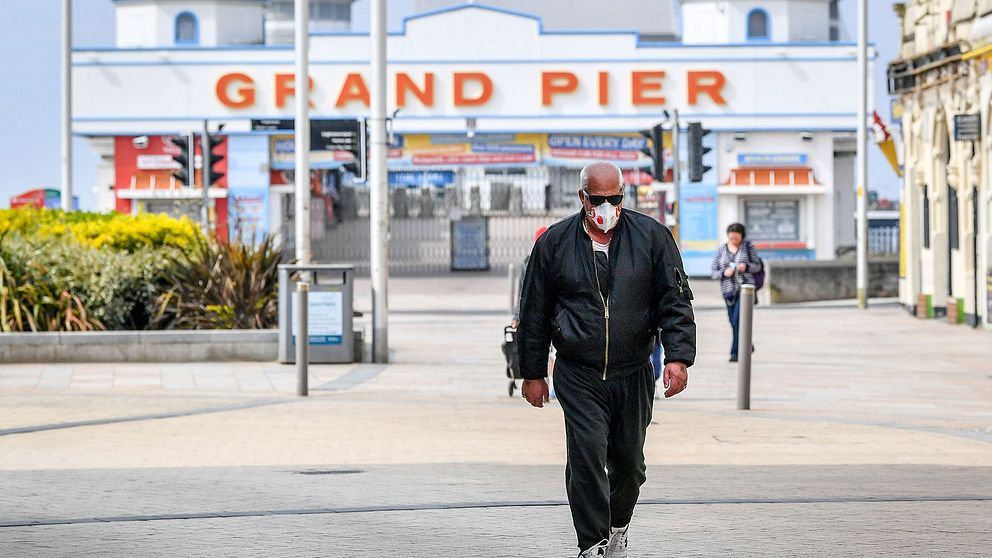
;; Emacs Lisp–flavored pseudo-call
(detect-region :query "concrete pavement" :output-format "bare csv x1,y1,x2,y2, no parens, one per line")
1,276,991,556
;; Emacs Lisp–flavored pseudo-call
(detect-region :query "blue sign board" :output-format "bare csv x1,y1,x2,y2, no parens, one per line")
389,170,455,187
471,143,534,154
679,183,718,243
737,153,808,166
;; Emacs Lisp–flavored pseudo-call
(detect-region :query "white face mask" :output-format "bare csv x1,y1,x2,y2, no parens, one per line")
587,201,620,232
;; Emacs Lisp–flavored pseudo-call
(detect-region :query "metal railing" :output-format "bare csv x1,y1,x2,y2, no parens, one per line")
867,224,900,256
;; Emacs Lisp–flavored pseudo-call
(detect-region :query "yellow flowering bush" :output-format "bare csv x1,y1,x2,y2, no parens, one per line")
0,208,200,251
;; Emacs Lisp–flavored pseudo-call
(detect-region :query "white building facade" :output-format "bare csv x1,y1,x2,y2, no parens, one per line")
76,0,865,274
889,1,992,330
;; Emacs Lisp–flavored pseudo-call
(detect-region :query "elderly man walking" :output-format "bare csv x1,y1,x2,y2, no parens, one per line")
517,162,696,557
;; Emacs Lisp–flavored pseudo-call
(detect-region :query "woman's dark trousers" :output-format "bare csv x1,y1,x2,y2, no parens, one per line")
725,294,740,358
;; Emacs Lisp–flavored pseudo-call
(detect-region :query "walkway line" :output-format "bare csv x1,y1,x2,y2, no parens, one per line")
3,495,990,528
0,398,290,438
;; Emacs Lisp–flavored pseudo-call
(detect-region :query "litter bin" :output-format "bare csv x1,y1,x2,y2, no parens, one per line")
278,264,355,363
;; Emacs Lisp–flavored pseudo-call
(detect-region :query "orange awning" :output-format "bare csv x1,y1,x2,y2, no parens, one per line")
121,169,197,190
723,167,818,187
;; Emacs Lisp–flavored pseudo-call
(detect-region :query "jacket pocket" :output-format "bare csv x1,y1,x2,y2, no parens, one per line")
672,266,694,301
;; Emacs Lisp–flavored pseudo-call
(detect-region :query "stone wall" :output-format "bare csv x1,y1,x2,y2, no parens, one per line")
765,258,899,304
0,330,278,363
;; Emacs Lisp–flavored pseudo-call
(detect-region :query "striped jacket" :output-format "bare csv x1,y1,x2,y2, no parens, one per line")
710,241,762,298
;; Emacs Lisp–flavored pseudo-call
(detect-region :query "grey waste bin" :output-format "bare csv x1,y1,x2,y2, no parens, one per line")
278,264,355,364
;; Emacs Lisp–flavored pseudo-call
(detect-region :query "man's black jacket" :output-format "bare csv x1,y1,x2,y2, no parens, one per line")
517,209,696,380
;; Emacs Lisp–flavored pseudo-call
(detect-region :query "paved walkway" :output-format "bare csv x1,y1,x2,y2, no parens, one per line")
1,276,990,556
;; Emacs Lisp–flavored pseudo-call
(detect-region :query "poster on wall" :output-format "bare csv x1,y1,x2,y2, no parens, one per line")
678,182,719,276
451,216,490,271
228,186,269,245
679,183,719,249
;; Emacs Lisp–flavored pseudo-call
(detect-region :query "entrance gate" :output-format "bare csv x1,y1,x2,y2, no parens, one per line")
313,166,589,275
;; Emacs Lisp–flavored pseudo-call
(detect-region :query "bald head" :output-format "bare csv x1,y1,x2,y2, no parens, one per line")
580,162,624,196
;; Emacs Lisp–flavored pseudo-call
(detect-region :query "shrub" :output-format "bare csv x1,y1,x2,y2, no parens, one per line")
0,233,173,330
153,235,282,330
0,208,282,332
0,236,104,332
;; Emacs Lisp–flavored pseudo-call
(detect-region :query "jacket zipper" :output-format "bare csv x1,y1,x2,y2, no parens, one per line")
592,250,610,380
674,266,685,298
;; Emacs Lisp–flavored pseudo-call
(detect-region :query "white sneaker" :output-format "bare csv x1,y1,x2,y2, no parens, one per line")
606,525,628,558
577,538,609,557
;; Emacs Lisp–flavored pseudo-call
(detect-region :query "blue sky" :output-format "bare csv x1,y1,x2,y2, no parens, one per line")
0,0,900,210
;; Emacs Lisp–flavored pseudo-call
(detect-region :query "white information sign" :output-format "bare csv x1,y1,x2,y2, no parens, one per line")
292,291,344,345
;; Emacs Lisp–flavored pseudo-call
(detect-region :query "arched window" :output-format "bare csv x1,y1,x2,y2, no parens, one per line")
747,8,770,41
175,12,198,45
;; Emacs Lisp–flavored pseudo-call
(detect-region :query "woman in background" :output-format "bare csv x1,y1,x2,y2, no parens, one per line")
710,223,762,362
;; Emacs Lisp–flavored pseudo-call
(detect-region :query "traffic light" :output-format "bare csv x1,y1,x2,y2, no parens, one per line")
686,122,712,182
343,119,367,181
202,133,226,187
171,132,195,187
639,124,665,181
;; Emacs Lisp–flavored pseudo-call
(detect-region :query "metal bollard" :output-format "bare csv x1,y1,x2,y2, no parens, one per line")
296,281,309,397
737,284,755,410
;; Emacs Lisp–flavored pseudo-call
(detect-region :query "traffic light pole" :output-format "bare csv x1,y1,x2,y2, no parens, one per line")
184,131,195,191
201,120,210,233
671,109,681,243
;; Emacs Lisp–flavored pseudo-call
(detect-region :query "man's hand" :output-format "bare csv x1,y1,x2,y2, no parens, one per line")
736,262,748,273
662,362,688,398
522,378,550,408
723,267,735,278
510,319,519,329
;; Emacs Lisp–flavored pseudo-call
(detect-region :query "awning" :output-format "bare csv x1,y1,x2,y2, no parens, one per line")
723,166,819,187
117,170,226,199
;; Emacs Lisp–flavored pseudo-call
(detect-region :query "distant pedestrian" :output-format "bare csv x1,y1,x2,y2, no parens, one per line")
511,226,549,329
512,226,556,393
517,162,696,557
710,223,762,362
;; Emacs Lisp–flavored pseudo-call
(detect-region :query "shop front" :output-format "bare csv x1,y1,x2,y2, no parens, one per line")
74,3,862,274
112,135,230,240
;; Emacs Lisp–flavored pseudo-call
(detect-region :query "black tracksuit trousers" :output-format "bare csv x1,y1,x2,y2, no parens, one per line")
553,359,656,551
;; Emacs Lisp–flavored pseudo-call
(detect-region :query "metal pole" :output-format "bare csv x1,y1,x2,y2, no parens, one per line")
296,281,309,396
185,131,196,192
856,0,869,309
294,0,312,266
200,120,210,233
508,262,517,314
737,284,755,410
60,0,72,212
671,109,681,242
370,0,390,363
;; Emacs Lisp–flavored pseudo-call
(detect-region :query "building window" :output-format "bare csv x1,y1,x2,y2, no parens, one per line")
747,8,770,41
175,12,198,45
922,185,930,249
744,199,800,241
